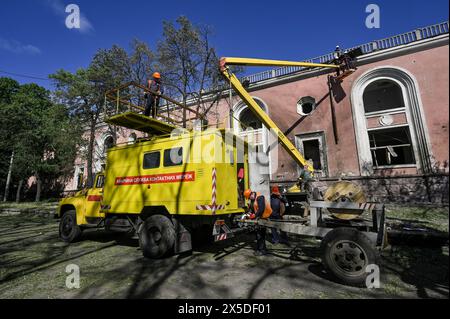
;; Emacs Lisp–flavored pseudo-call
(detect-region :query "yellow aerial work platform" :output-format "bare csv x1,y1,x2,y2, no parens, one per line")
105,111,178,135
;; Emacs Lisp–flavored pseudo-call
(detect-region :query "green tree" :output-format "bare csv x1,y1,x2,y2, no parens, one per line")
128,38,157,108
0,80,81,202
0,77,21,200
157,16,222,127
50,45,131,187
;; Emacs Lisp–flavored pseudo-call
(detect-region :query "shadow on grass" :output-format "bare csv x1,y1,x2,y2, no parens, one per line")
382,245,449,298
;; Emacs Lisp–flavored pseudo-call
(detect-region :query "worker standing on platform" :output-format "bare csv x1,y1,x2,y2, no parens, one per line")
244,189,272,256
144,72,163,118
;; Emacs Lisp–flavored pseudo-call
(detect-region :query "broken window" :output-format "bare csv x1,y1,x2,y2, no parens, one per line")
296,132,328,177
303,139,322,170
238,100,266,130
297,96,316,116
239,107,263,130
363,80,405,113
369,126,416,167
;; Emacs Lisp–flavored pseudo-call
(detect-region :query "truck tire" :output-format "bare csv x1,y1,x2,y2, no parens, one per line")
320,227,378,287
139,215,175,259
59,210,82,243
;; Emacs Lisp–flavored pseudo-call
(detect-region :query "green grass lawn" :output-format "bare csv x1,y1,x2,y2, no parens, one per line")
0,201,58,213
385,205,449,233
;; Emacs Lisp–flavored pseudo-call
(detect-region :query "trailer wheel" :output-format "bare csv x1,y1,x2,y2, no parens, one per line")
321,228,378,286
59,210,82,243
139,215,175,259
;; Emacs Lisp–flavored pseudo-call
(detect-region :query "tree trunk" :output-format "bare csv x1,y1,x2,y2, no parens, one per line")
35,173,42,202
3,151,14,202
15,179,23,203
86,114,97,188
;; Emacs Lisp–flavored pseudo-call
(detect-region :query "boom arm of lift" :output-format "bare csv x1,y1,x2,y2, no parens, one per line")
219,57,341,174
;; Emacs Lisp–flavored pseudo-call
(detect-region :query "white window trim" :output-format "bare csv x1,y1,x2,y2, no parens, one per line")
367,123,410,132
74,165,85,189
374,164,417,169
365,107,406,118
351,66,433,175
232,97,272,178
295,131,328,177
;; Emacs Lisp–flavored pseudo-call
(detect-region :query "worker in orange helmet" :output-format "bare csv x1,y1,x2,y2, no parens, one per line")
270,186,289,245
144,72,164,118
244,189,272,256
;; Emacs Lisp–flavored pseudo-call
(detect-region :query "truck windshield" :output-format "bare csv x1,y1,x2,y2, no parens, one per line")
95,175,105,188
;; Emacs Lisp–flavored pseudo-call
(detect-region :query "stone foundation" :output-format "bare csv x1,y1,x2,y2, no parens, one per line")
272,173,449,205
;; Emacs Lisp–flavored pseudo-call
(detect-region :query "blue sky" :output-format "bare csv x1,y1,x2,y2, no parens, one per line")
0,0,448,89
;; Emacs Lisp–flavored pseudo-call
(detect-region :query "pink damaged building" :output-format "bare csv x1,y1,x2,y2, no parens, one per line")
67,22,449,204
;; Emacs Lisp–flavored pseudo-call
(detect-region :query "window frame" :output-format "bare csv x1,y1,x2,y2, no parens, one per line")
350,68,433,175
362,80,405,114
367,124,416,169
295,131,328,177
143,151,161,170
297,96,317,116
361,79,418,170
163,147,184,167
94,174,105,189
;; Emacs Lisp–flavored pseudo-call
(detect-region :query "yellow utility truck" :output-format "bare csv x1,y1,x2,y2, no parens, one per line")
57,118,251,258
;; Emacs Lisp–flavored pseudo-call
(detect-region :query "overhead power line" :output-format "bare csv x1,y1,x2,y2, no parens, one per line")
0,69,50,81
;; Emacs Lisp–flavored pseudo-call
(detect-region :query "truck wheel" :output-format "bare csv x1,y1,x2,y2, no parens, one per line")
59,210,82,243
139,215,175,259
320,227,378,287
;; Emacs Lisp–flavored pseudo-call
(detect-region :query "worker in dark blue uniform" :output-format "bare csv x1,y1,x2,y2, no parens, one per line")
144,72,163,118
270,186,289,245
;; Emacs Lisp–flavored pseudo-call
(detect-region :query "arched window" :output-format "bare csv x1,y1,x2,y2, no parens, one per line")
363,80,405,113
363,80,415,167
351,67,432,175
233,98,269,148
103,136,114,153
237,99,265,131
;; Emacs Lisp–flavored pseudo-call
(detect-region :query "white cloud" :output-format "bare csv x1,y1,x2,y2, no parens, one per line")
44,0,94,33
0,38,41,55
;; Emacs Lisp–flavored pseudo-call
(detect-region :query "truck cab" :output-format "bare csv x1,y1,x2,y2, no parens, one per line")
57,173,105,242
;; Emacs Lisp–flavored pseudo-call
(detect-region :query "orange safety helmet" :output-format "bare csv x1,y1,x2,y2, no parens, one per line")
271,186,280,195
152,72,161,79
243,189,252,199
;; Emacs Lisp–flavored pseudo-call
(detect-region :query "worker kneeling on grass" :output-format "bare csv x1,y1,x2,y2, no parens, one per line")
244,189,272,256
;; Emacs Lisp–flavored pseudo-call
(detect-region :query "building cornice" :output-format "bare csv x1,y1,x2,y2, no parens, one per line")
243,34,449,92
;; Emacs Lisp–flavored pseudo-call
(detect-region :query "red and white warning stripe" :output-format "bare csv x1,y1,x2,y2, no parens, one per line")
212,167,217,215
215,233,227,241
358,203,376,211
196,167,225,213
196,204,226,211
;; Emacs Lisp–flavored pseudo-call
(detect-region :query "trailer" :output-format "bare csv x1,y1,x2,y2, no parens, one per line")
214,200,386,286
212,51,389,286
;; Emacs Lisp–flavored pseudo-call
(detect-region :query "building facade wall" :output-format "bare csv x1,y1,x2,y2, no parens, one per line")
209,36,449,203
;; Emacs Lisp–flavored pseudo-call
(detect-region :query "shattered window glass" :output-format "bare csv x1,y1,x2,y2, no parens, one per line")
369,126,416,167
